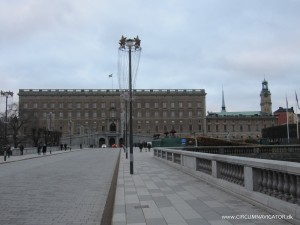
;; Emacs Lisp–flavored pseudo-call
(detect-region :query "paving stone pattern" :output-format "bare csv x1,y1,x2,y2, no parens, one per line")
113,148,294,225
0,149,119,225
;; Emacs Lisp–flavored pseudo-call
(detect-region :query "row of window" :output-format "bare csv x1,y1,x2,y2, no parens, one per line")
23,101,203,109
30,110,203,119
69,124,202,134
207,124,271,132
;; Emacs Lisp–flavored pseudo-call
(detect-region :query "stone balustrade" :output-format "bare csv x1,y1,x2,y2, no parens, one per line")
180,145,300,160
154,148,300,222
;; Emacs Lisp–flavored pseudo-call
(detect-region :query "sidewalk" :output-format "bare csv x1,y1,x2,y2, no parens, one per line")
0,148,82,164
113,148,293,225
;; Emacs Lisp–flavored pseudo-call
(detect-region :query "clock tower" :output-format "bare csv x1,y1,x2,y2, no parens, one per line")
260,79,272,115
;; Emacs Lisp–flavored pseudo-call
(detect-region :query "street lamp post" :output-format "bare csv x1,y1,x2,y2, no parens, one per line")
119,36,141,174
49,112,53,154
1,91,14,144
69,120,72,150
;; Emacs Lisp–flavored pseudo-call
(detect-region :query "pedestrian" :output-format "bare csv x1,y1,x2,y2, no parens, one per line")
60,144,63,151
147,143,151,152
139,143,143,152
42,144,47,155
37,144,42,155
64,143,67,151
7,144,11,158
19,144,24,155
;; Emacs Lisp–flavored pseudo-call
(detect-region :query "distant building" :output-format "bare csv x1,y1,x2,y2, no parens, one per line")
273,107,297,125
206,80,278,141
18,89,207,147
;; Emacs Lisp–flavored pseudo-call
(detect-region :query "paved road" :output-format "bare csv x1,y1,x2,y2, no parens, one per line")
0,148,120,225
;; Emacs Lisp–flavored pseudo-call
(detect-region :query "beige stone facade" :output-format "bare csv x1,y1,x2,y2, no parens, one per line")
206,80,278,141
18,89,207,146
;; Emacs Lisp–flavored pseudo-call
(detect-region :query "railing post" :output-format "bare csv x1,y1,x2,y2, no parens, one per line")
212,160,220,178
244,166,254,191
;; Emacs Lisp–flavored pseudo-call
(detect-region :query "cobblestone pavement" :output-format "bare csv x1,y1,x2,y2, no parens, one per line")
0,148,120,225
113,148,295,225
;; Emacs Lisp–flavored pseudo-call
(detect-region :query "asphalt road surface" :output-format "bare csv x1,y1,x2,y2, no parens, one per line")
0,148,120,225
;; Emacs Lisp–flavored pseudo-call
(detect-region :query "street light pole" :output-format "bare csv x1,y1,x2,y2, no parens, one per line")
1,91,14,143
69,120,72,150
128,43,134,174
119,35,141,175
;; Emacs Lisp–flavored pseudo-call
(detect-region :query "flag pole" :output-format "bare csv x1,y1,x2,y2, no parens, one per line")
286,96,290,144
296,91,299,139
108,74,113,90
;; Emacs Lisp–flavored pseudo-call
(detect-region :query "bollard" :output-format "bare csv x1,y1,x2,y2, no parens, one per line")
4,150,7,161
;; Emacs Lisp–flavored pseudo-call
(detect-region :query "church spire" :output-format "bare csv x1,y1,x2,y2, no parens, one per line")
221,86,226,112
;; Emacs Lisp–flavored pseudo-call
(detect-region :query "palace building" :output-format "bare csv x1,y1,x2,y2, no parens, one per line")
206,79,278,141
18,89,207,147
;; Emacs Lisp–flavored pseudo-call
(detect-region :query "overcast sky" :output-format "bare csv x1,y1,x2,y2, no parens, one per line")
1,0,300,113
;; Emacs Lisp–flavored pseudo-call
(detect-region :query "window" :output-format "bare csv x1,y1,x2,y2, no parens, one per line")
85,112,89,118
93,112,97,118
59,112,63,118
93,103,97,109
188,102,192,108
101,103,105,109
50,103,55,109
163,111,168,118
179,111,184,117
224,125,227,132
137,102,141,108
33,103,38,109
111,111,116,118
23,103,28,109
198,125,202,131
188,111,193,117
171,102,175,108
137,111,142,118
171,111,175,118
77,112,81,118
43,103,47,109
59,103,64,109
101,112,106,118
197,102,202,108
68,112,72,118
154,102,159,108
84,103,89,109
179,102,183,108
145,102,150,108
110,102,115,108
145,111,150,118
154,111,159,118
163,102,167,108
77,103,81,109
68,103,72,109
216,125,219,132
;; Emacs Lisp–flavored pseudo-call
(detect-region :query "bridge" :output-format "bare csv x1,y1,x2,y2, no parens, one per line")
0,147,299,224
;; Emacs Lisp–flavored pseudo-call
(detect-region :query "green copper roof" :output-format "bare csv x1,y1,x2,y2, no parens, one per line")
208,111,262,117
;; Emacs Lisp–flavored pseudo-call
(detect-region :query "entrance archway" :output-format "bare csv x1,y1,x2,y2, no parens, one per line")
99,138,105,147
109,137,116,147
